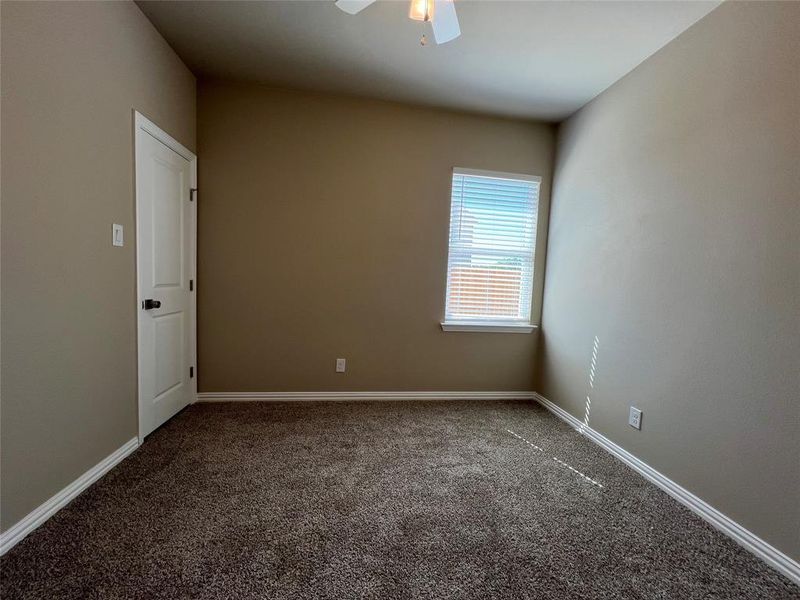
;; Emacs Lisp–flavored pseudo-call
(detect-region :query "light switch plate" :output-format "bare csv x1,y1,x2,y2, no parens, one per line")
112,224,124,247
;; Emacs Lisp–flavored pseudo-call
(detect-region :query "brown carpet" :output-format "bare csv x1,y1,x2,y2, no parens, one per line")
1,400,797,599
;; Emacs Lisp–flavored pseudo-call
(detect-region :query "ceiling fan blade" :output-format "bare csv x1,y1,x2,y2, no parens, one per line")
335,0,377,15
432,0,461,44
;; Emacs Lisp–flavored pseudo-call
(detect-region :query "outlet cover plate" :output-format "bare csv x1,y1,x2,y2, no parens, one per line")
629,406,642,430
335,358,346,373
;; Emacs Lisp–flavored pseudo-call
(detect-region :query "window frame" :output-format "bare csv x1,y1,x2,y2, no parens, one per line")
440,167,542,334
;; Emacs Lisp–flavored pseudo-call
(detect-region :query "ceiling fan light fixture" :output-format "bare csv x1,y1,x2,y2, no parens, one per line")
409,0,434,23
335,0,460,45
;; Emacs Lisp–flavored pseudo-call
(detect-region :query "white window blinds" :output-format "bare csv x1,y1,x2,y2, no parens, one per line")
443,168,540,326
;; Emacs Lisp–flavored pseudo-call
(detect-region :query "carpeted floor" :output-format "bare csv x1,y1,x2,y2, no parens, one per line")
1,400,797,599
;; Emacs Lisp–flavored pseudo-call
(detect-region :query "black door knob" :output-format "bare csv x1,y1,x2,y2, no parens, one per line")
143,299,161,310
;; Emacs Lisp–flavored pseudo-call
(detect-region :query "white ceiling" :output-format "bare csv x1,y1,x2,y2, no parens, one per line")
137,0,721,121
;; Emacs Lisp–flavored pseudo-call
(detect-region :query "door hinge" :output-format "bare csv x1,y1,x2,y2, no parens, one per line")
189,279,194,291
190,188,197,202
190,366,194,378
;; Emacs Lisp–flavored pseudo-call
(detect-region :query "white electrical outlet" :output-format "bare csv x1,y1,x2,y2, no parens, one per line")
629,407,642,430
335,358,346,373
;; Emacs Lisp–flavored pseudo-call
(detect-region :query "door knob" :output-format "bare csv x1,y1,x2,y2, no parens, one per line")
143,299,161,310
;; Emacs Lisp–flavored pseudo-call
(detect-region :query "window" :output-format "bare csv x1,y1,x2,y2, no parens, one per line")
441,168,540,333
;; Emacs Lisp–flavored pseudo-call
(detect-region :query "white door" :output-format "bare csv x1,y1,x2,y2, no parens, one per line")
135,113,196,440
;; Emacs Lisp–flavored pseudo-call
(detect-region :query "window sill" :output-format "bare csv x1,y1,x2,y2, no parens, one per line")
440,321,537,333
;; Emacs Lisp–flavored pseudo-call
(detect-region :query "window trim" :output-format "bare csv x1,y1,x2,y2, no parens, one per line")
452,167,542,185
440,321,537,333
441,167,542,334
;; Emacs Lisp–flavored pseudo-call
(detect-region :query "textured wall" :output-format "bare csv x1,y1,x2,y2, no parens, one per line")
197,81,554,392
538,1,800,560
0,1,196,530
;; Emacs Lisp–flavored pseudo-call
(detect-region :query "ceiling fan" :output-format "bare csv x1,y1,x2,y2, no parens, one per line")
335,0,461,45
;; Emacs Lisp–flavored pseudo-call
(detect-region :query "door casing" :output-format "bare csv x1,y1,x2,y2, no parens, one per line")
134,111,197,443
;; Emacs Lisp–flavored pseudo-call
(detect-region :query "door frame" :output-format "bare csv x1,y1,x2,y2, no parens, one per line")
134,111,197,444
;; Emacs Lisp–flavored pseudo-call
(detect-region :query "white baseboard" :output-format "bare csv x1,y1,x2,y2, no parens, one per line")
533,393,800,586
197,391,537,402
0,437,139,556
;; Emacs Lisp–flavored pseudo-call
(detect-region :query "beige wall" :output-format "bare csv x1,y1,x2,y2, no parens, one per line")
0,1,196,530
197,81,554,392
538,1,799,560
